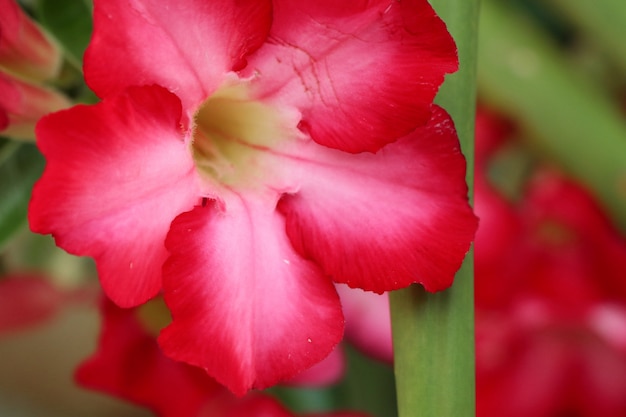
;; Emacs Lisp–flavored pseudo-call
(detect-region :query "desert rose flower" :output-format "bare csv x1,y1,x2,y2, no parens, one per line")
29,0,477,395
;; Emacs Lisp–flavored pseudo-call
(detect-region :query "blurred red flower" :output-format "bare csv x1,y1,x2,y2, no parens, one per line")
475,107,626,417
0,274,70,333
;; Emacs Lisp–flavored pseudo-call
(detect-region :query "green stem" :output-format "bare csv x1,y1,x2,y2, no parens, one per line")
390,1,479,416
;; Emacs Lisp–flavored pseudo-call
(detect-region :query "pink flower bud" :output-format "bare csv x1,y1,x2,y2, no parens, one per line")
0,0,62,81
0,71,70,139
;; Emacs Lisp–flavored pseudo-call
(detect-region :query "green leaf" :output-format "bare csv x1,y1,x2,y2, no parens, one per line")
478,0,626,231
35,0,93,69
333,345,397,417
544,0,626,72
271,345,397,417
0,140,45,250
390,1,479,416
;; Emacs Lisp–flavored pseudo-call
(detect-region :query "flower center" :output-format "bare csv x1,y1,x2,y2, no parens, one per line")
191,83,286,189
137,297,171,336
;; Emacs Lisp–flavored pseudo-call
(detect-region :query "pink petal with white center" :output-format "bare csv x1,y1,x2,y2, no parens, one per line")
85,0,271,114
278,106,477,293
29,85,199,307
247,0,457,153
158,194,344,396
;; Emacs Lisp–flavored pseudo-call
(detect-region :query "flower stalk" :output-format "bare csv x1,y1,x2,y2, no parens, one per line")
390,0,480,416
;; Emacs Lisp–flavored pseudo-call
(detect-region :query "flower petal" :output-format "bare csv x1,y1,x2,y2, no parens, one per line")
76,298,228,417
278,105,477,292
286,345,344,387
0,108,8,130
29,85,199,307
247,0,457,153
476,312,568,417
336,285,393,363
85,0,272,113
159,194,344,396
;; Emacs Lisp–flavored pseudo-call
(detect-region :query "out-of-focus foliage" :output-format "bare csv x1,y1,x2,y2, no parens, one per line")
29,0,92,69
478,0,626,231
0,141,43,249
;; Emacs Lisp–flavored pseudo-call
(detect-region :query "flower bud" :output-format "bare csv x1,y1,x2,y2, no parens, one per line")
0,0,62,81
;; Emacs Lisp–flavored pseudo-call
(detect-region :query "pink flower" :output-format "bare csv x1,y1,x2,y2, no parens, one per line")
29,0,477,395
77,297,369,417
